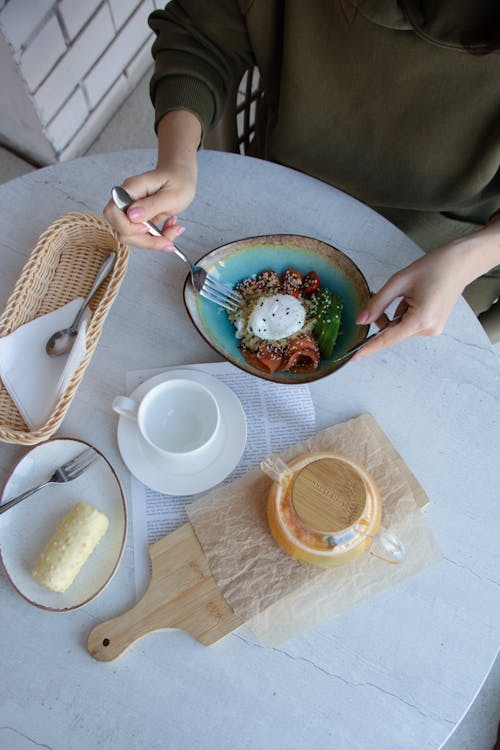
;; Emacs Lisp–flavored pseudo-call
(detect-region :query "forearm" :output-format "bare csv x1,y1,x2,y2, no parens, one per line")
478,211,500,269
446,212,500,289
156,110,201,172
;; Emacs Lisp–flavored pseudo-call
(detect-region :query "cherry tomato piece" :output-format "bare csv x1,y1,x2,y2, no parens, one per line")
303,271,320,295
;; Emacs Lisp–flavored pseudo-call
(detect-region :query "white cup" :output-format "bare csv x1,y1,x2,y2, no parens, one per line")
112,379,222,470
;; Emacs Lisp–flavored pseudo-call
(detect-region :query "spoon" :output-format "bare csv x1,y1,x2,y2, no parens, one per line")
45,252,116,356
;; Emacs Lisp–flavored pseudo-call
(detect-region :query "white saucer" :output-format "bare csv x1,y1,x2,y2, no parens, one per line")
116,368,247,495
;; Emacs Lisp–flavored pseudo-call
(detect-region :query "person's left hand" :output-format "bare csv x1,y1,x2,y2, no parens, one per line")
352,239,479,360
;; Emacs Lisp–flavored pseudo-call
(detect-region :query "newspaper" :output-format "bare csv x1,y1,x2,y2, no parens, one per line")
125,362,316,596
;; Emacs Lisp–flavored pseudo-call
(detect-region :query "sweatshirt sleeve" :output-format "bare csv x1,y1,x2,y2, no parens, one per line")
148,0,256,138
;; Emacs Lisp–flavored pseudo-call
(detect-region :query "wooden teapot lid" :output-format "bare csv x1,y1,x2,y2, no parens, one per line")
291,457,367,534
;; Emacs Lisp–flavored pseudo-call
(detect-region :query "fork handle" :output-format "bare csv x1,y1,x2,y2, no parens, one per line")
0,481,50,515
334,315,403,361
142,219,191,267
111,186,191,268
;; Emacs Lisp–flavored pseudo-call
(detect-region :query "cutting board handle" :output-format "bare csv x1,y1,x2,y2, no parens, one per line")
87,523,241,661
87,587,171,661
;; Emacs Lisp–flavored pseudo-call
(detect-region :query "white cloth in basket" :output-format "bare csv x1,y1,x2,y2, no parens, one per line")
0,298,90,430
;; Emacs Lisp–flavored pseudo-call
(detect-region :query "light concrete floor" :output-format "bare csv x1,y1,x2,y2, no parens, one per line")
0,71,498,750
0,144,37,182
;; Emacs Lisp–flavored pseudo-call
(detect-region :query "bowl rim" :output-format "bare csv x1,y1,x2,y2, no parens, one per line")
183,233,371,384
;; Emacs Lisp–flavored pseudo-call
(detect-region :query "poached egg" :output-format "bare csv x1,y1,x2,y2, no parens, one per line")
244,294,306,341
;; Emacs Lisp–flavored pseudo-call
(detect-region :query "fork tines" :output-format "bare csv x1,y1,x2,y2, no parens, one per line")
201,277,242,312
65,448,98,476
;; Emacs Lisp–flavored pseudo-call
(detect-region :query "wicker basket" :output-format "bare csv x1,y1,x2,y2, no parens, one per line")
0,212,129,445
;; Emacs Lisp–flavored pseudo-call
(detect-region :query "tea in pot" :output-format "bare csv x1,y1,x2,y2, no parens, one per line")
261,452,405,567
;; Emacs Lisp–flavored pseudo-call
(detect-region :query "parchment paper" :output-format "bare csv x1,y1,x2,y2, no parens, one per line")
186,413,442,646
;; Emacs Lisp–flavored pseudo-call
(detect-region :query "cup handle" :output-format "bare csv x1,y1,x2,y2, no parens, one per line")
260,453,294,484
112,395,139,420
367,526,406,564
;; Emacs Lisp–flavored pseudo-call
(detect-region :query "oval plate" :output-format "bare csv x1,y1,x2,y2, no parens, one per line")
0,438,127,612
183,235,370,384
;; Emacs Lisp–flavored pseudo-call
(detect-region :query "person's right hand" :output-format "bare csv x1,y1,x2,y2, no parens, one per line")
103,161,197,251
103,110,201,251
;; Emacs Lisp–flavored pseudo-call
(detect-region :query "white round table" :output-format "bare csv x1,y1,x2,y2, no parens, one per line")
0,149,498,750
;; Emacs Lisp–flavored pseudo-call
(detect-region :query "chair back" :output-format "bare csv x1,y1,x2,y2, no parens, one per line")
204,67,262,154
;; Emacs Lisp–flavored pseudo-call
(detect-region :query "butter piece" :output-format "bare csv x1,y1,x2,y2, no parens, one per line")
32,502,109,592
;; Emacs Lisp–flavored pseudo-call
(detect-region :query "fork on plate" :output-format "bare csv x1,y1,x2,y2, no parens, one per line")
0,448,98,515
111,186,241,312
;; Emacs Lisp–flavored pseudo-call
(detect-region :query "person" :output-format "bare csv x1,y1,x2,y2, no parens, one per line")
104,0,500,359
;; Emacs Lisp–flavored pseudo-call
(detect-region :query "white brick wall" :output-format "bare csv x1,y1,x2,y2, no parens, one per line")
84,0,153,109
19,14,66,93
34,3,115,122
46,86,89,152
0,0,165,163
59,0,102,41
0,0,52,51
108,0,142,31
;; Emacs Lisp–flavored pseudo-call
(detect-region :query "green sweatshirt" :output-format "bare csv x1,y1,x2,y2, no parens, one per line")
149,0,500,231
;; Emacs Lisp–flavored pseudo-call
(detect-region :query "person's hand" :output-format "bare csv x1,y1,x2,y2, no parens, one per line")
103,109,201,251
352,229,499,360
103,162,196,251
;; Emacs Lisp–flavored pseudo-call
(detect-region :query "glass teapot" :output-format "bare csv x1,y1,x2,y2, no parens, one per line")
261,452,406,567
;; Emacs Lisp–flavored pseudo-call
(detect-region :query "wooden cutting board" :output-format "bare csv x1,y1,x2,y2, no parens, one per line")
87,522,242,661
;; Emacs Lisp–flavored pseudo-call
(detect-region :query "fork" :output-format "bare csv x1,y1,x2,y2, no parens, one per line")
0,448,98,515
111,186,242,312
332,315,403,362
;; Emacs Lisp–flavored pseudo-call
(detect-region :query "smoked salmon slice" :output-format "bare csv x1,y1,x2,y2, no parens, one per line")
280,334,319,373
242,344,284,373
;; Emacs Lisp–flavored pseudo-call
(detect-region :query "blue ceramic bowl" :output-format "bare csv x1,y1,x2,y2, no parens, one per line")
183,235,370,384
